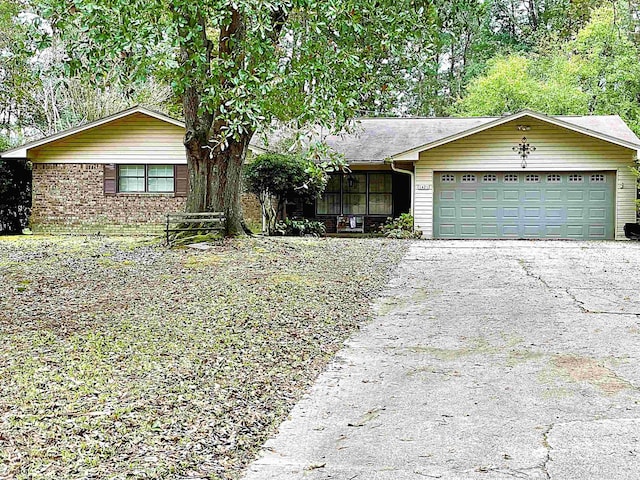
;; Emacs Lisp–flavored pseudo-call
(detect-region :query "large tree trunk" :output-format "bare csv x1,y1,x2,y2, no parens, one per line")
183,130,251,236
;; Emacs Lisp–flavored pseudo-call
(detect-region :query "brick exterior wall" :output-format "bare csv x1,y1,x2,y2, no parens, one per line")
31,163,261,235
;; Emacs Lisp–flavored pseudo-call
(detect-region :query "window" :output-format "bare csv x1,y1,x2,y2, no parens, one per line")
316,172,393,216
590,174,605,183
148,165,175,192
118,165,145,192
547,174,561,183
568,174,583,183
316,174,341,214
441,174,455,183
482,174,497,183
504,174,519,183
525,174,540,183
343,174,367,214
461,174,476,183
118,165,175,193
368,173,393,215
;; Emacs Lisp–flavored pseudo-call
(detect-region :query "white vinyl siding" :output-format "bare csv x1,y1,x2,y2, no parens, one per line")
29,113,187,164
414,118,637,240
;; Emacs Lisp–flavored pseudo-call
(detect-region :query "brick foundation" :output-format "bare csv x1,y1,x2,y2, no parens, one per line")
31,163,261,235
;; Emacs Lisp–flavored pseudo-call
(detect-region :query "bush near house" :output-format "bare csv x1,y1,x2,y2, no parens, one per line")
379,213,422,239
273,218,326,237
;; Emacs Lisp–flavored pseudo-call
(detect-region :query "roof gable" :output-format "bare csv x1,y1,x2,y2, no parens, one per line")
1,107,185,159
390,110,640,161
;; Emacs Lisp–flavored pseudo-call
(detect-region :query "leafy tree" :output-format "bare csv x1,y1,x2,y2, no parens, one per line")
244,153,326,235
34,0,435,235
454,4,640,135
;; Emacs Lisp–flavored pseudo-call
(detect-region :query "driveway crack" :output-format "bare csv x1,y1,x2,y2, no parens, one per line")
517,259,553,290
541,423,554,480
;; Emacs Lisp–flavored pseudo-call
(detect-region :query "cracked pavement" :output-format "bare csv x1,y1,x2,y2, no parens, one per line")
242,241,640,480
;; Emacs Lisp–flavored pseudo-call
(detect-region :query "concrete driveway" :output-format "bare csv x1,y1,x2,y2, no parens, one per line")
243,241,640,480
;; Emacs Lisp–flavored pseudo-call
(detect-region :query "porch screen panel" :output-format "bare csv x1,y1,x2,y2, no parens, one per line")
368,173,392,215
119,165,145,192
317,174,341,214
343,174,367,214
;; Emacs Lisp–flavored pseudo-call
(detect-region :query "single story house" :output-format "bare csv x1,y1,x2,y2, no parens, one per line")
1,107,639,239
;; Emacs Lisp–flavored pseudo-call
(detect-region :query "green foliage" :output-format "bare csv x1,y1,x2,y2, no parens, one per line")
244,153,327,206
0,158,31,234
273,218,326,237
36,0,436,142
244,153,327,234
379,214,422,239
455,5,640,135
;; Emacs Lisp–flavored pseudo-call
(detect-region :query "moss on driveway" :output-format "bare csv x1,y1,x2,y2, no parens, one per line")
0,236,408,480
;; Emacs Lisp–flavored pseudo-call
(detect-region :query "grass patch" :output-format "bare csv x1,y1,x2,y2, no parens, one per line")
0,236,408,479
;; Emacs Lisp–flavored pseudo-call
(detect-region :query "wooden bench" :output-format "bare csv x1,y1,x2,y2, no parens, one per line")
165,212,226,244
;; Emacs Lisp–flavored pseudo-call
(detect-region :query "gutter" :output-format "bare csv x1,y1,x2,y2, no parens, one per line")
385,158,414,217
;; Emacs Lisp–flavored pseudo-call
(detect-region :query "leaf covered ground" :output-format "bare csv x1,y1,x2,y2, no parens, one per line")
0,236,408,480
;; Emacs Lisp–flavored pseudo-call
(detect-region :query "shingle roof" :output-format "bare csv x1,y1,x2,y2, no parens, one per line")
257,112,640,164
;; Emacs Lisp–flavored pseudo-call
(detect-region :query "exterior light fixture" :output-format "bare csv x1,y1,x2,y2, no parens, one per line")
347,175,356,188
512,136,536,168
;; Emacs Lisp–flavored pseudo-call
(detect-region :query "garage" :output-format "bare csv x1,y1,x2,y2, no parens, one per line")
433,171,615,239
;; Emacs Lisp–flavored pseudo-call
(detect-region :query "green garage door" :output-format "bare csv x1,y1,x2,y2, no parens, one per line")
434,171,615,239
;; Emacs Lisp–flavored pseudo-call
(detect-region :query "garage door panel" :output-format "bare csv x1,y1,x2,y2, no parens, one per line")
566,225,585,237
482,190,498,201
460,207,477,218
567,207,584,219
588,225,606,237
546,225,563,237
434,171,614,240
524,190,541,201
439,190,455,201
502,225,519,236
503,207,519,218
460,224,478,236
482,207,497,219
523,225,542,236
438,224,456,236
524,207,541,219
460,190,477,201
503,190,519,201
589,208,606,220
481,224,498,236
439,207,456,218
545,190,562,201
545,207,563,220
567,190,584,201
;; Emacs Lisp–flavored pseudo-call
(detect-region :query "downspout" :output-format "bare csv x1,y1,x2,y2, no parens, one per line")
385,158,414,217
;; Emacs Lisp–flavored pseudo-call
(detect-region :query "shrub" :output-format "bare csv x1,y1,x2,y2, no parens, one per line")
244,153,327,235
273,218,326,237
379,213,422,239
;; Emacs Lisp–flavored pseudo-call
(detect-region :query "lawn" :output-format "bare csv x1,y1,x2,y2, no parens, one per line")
0,236,408,480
